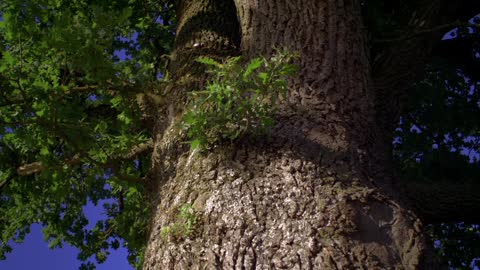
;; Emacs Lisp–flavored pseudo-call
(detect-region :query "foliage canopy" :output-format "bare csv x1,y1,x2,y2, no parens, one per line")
0,0,175,268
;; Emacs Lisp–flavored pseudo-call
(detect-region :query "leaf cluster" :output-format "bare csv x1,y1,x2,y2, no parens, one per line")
394,23,480,269
182,50,298,150
429,223,480,269
0,0,176,268
160,204,198,242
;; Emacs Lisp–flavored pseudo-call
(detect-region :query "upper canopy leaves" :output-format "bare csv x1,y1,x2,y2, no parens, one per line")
0,0,174,268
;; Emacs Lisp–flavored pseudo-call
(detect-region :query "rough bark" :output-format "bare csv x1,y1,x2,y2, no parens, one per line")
144,0,438,269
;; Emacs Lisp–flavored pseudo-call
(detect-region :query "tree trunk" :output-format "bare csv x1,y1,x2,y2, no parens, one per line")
144,0,436,269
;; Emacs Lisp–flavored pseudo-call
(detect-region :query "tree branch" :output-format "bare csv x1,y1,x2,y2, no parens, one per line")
371,0,480,144
0,177,11,191
402,180,480,224
16,139,153,177
67,80,142,94
374,21,477,44
118,139,155,160
16,154,82,176
17,161,45,176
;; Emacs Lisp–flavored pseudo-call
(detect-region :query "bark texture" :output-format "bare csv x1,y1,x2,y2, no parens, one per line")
144,0,435,269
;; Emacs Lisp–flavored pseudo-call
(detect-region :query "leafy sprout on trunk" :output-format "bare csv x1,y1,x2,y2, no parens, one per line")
182,49,299,151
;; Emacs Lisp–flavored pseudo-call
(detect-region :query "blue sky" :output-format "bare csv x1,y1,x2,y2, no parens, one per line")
0,203,133,270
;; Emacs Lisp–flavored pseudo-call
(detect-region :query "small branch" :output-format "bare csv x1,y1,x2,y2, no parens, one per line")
115,174,146,185
405,113,443,147
68,85,100,92
67,81,142,94
101,221,117,241
0,92,28,108
103,139,154,184
402,180,480,224
119,191,125,212
375,22,478,44
0,177,12,191
120,139,154,160
17,161,44,176
15,140,153,177
17,154,82,176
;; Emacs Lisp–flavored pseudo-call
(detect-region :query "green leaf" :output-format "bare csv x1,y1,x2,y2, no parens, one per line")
196,57,222,67
40,147,50,156
244,57,264,78
118,111,133,125
280,64,298,76
111,96,123,108
190,139,202,151
258,72,269,83
183,111,196,125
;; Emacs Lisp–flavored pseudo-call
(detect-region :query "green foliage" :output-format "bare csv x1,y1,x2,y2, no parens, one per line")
0,0,175,268
395,71,480,183
394,27,480,269
395,69,480,269
182,50,298,150
160,204,199,241
429,223,480,270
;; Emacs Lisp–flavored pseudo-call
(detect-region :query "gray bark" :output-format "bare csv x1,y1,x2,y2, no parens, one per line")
143,0,437,269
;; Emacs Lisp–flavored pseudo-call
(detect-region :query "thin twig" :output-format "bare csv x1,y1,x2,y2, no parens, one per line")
375,22,478,44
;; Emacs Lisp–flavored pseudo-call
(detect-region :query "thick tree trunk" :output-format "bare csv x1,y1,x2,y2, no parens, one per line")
144,0,436,269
